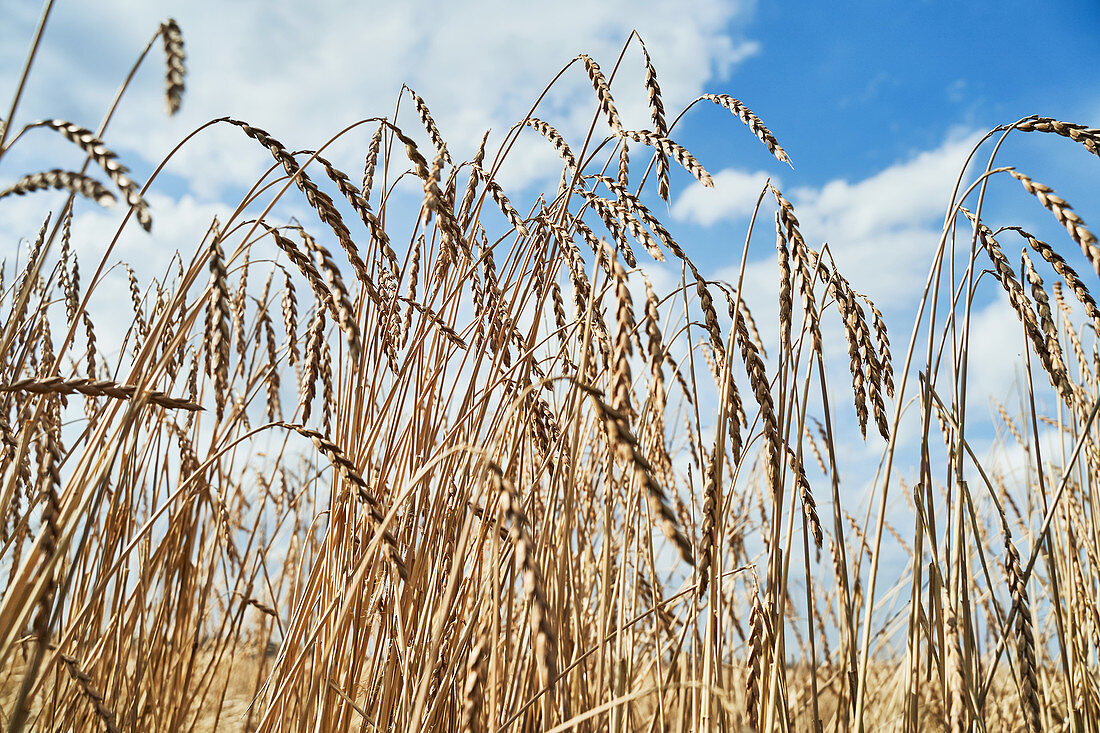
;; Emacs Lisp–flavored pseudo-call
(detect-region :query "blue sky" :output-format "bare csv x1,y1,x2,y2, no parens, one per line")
1,0,1098,482
742,1,1100,179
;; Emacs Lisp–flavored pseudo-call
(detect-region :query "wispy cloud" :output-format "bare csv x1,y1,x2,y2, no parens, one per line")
675,129,984,307
0,0,759,202
671,168,776,226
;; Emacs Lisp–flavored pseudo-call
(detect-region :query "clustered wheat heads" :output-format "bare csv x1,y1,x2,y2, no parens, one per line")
2,13,1100,733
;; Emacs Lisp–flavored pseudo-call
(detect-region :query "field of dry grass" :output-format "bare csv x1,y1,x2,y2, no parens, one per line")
2,7,1100,732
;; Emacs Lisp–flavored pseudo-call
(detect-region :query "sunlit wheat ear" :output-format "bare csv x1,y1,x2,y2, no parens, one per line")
579,192,636,267
459,640,486,733
24,120,152,229
1051,281,1095,389
1007,226,1100,327
799,242,883,438
616,139,630,188
389,123,430,179
942,589,968,733
459,129,489,225
524,118,577,174
608,243,635,416
773,187,825,362
59,653,121,733
622,129,714,187
636,37,672,201
1010,170,1100,277
361,122,384,200
642,274,665,392
968,212,1071,398
280,269,299,367
0,170,115,206
1023,249,1071,391
0,377,201,411
299,309,324,422
81,310,98,381
1003,529,1042,733
776,212,793,346
122,264,149,357
689,275,725,360
746,580,770,731
577,382,694,565
304,150,396,271
276,422,408,581
471,163,529,236
1007,117,1100,157
318,323,334,432
592,175,666,261
841,282,885,439
206,230,231,420
786,445,823,548
488,466,558,705
577,54,622,133
405,87,451,165
727,286,781,480
261,310,282,420
230,249,249,357
863,296,894,399
265,225,335,316
697,93,790,165
423,146,466,267
224,119,373,295
732,288,767,359
291,225,362,363
697,455,718,597
159,19,186,115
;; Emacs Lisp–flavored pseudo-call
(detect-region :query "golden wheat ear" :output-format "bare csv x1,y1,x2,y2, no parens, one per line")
160,19,186,115
22,120,153,230
0,170,115,206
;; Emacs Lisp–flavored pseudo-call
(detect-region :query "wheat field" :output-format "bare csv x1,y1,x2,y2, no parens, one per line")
1,8,1099,732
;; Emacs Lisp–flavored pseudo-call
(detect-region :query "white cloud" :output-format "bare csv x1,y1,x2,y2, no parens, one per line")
670,168,775,227
0,0,761,363
0,0,759,204
790,129,981,242
674,129,984,310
